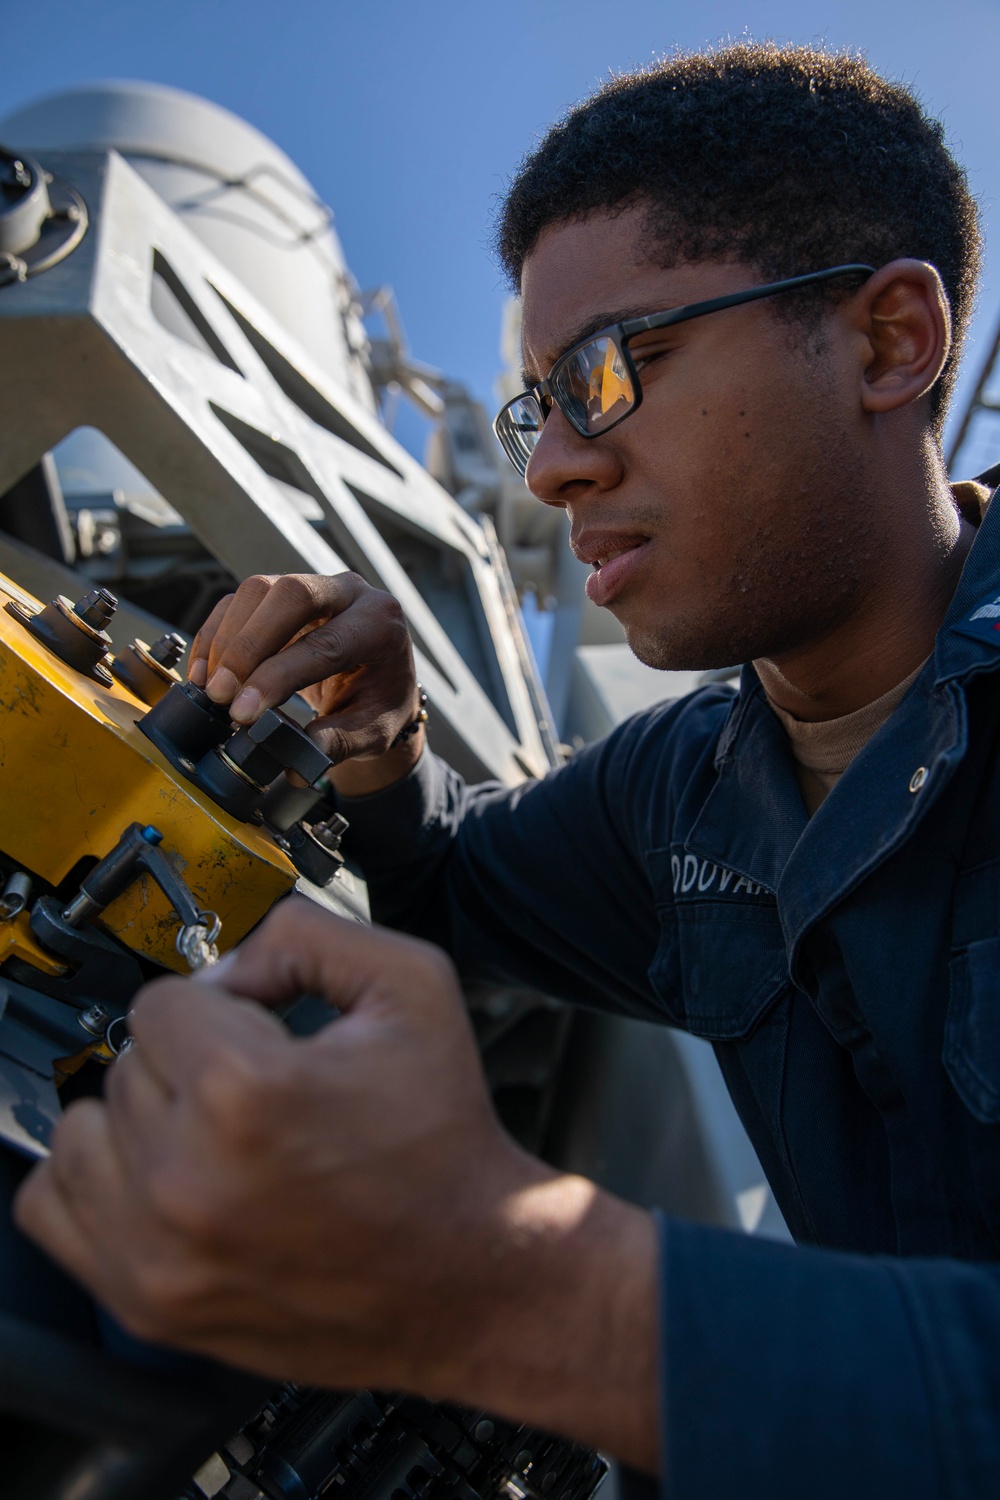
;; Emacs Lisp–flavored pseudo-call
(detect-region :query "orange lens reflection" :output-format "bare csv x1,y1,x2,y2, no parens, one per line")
591,342,632,416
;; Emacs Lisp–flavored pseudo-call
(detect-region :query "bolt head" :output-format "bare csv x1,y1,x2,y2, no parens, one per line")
149,632,186,669
78,1003,110,1036
312,813,349,850
73,587,117,629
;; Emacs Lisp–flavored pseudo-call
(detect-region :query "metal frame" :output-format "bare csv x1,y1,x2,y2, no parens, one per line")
0,149,556,784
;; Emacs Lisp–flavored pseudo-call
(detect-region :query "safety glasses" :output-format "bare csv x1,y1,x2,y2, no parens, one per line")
493,263,875,478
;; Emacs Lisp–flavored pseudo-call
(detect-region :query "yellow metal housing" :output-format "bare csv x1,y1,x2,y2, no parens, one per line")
0,572,296,971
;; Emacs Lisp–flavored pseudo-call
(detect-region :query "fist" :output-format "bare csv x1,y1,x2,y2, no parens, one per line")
13,901,541,1394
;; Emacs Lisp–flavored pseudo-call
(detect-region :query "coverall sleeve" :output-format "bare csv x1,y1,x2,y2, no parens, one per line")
336,718,676,1023
661,1214,1000,1499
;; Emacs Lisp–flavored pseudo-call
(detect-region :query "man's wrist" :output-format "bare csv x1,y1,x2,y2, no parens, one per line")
329,726,425,796
428,1155,660,1473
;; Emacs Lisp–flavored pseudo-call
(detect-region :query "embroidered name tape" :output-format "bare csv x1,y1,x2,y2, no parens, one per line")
670,851,773,901
951,593,1000,648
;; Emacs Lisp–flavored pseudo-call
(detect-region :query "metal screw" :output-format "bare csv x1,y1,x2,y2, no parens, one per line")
78,1003,110,1037
73,587,117,629
149,631,186,669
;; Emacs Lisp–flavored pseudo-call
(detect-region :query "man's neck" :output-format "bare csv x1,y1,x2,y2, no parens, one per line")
754,476,978,723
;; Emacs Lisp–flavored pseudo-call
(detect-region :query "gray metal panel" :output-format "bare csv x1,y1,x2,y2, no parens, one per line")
547,1012,789,1239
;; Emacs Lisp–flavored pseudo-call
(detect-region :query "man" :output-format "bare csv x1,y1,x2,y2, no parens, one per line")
15,41,1000,1498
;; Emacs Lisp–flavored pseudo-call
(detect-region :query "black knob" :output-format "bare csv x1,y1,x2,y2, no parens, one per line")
225,710,332,789
137,680,232,767
188,711,332,824
276,814,349,886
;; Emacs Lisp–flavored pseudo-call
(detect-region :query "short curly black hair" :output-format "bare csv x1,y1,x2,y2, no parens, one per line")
496,42,981,427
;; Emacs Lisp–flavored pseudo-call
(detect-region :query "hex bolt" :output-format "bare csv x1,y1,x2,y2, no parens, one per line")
78,1003,111,1037
73,587,117,630
149,632,186,669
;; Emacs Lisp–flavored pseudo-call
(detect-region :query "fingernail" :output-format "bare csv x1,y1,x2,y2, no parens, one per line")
230,687,261,723
188,657,208,687
206,667,239,703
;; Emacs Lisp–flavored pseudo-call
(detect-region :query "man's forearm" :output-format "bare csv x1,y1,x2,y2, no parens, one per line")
428,1162,660,1474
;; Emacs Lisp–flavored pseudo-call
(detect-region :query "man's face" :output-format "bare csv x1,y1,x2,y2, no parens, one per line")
518,206,878,671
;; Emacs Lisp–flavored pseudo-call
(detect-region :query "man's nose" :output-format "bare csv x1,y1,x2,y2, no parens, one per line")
524,408,623,507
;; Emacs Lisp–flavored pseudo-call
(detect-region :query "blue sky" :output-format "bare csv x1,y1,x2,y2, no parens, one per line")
4,0,1000,463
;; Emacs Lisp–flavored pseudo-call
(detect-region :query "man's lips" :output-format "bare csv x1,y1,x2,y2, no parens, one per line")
572,533,649,607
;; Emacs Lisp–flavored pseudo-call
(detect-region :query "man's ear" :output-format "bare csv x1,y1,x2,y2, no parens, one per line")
853,259,952,414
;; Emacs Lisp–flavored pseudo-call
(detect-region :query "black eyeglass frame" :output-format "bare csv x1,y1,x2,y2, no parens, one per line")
493,262,876,476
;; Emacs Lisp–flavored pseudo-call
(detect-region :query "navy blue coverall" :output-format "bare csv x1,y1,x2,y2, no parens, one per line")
339,497,1000,1498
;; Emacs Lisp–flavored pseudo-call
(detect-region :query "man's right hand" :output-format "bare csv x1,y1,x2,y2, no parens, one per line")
188,573,423,783
15,900,658,1472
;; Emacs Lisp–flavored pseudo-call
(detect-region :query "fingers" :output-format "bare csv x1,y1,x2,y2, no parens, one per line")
102,1034,176,1173
232,614,412,748
204,576,279,687
188,592,237,687
14,1100,121,1291
15,1094,230,1345
14,1158,101,1283
225,580,410,729
188,573,373,720
225,619,370,726
90,903,459,1123
185,573,417,766
123,976,291,1102
203,898,462,1027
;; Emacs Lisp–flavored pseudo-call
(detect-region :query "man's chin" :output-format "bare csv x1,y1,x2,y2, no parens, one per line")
622,620,740,674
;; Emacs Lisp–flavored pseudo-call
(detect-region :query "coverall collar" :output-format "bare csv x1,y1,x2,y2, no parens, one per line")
687,490,1000,956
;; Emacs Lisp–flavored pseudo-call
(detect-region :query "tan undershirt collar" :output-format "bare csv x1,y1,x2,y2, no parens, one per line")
756,658,925,816
753,481,991,816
